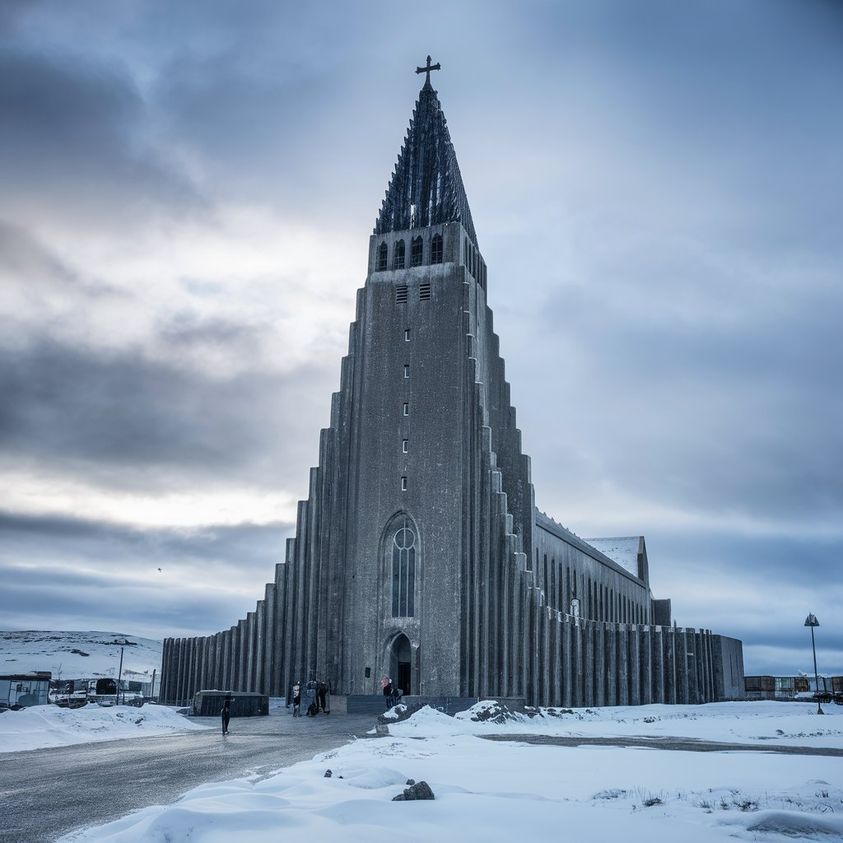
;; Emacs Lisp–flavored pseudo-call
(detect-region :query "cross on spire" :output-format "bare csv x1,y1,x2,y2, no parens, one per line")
415,55,441,86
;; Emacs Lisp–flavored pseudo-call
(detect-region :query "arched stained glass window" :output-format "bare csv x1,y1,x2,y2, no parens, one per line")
391,517,416,617
377,242,388,271
393,239,405,269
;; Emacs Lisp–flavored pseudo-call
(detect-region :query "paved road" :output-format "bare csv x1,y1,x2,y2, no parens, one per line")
481,733,843,756
0,710,377,843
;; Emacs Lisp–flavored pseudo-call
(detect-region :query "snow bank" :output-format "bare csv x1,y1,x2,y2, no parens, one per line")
385,700,843,747
59,716,843,843
0,703,208,752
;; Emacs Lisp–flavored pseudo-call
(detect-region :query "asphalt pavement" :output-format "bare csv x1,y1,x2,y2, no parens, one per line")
481,733,843,756
0,709,377,843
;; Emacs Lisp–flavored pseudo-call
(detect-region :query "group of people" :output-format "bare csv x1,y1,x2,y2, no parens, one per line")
291,679,330,717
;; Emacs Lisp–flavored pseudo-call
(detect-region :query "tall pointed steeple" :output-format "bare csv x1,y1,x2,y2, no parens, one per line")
375,78,477,244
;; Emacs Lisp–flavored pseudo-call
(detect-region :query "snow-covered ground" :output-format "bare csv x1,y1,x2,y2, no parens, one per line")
0,703,209,752
0,630,162,681
387,699,843,748
58,701,843,843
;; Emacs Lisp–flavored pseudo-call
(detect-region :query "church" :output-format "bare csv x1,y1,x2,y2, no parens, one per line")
160,62,744,709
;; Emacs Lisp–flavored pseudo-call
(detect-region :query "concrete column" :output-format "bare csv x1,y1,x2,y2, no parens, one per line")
704,631,715,701
520,577,530,700
282,533,299,702
640,626,653,705
653,627,665,704
618,625,629,706
498,551,510,698
214,633,222,689
606,624,617,706
573,620,584,707
676,629,689,704
243,616,251,692
594,623,606,707
159,639,170,703
180,639,189,705
232,621,241,691
629,626,641,705
561,617,572,708
689,628,701,704
665,627,676,704
263,585,274,696
255,601,266,695
177,638,186,706
195,638,205,694
184,639,194,705
538,604,549,705
551,612,562,707
220,629,230,690
243,613,252,691
273,564,287,698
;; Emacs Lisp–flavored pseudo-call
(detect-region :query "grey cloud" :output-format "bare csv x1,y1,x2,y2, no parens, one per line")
0,512,293,637
0,221,125,301
0,336,336,492
0,46,203,225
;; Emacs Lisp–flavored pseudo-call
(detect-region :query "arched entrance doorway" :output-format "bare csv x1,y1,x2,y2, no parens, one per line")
389,633,412,696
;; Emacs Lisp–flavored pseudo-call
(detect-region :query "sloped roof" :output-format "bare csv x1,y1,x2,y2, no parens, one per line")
374,79,477,243
583,537,643,577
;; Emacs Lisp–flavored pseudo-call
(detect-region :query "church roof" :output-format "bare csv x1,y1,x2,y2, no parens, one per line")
374,79,477,243
583,537,644,578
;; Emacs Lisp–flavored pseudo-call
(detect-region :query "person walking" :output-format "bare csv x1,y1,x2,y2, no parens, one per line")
292,681,301,717
221,694,231,736
381,675,393,710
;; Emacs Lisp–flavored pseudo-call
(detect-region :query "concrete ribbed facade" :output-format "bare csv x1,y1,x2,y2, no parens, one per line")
160,76,744,709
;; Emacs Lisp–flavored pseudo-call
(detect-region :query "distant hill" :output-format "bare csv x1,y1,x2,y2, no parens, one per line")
0,631,162,681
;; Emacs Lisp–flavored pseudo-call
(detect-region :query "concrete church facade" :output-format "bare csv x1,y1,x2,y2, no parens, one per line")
160,70,744,708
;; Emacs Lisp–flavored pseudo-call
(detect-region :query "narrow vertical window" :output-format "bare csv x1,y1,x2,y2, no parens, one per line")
401,475,408,491
411,236,423,267
377,242,388,271
402,439,408,453
431,234,443,264
404,328,410,342
402,402,409,416
393,239,405,270
403,364,409,379
390,518,416,616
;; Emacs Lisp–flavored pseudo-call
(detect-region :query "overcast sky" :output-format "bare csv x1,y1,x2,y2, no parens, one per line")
1,0,841,677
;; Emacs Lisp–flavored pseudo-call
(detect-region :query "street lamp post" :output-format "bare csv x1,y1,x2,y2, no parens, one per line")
804,613,823,715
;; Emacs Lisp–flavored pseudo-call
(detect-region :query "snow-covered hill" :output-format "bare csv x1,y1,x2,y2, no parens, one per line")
0,631,162,681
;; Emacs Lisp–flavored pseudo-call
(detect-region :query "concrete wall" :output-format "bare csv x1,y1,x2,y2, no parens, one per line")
712,634,746,700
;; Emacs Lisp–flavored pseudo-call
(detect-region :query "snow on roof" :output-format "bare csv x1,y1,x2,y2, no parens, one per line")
583,537,642,577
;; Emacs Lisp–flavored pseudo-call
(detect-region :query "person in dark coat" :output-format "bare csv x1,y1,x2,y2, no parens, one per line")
292,681,301,717
221,695,231,735
381,676,393,709
317,681,328,713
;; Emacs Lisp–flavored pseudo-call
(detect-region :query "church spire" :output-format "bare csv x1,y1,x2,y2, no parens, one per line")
374,61,477,244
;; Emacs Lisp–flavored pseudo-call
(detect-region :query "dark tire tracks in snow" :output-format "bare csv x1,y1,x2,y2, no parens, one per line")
480,733,843,756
